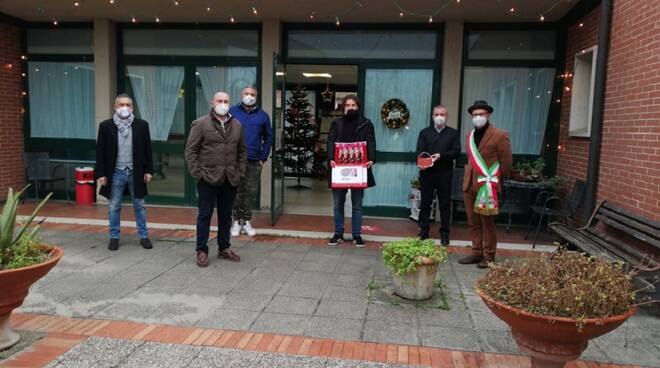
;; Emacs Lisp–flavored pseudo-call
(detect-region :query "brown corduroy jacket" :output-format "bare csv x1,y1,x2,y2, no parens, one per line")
463,125,513,193
185,114,247,187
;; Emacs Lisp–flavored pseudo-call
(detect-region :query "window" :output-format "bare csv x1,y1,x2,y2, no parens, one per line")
466,30,556,60
287,30,437,59
28,62,96,139
123,29,258,57
27,29,94,54
461,67,555,154
568,46,597,137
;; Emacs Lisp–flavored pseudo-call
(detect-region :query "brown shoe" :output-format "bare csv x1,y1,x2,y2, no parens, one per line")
196,251,209,268
218,249,241,262
458,254,483,264
477,258,495,269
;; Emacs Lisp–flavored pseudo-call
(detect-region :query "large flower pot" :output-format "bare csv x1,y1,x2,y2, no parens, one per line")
392,259,438,300
0,245,63,350
476,287,636,368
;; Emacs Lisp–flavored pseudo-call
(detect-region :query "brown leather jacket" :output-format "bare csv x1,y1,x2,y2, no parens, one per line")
463,125,513,193
185,114,247,187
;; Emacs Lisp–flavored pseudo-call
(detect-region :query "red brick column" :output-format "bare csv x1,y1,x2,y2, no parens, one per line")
0,21,25,200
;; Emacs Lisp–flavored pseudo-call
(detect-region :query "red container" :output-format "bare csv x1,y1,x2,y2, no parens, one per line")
74,167,94,182
75,182,95,205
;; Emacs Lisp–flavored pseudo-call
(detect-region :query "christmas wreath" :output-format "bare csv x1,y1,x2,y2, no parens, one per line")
380,98,410,129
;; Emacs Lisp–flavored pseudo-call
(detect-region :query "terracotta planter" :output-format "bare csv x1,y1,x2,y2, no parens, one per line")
476,287,636,368
392,258,438,300
0,245,63,350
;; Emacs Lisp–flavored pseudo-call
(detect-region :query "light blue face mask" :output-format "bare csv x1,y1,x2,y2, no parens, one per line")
472,115,488,128
115,106,132,119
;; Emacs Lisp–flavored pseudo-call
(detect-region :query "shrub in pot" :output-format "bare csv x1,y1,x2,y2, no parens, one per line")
0,187,63,350
476,250,636,368
383,237,448,300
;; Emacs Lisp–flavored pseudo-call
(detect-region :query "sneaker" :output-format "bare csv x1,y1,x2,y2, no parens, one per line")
108,238,119,251
230,221,242,237
140,238,153,249
328,234,344,246
243,221,257,237
353,235,366,248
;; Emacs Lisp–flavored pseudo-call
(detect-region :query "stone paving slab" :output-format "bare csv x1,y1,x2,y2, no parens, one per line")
14,229,660,367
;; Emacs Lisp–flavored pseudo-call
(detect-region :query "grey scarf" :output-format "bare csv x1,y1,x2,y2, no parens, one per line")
113,113,134,138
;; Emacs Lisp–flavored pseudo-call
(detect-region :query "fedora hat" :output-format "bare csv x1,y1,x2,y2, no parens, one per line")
467,100,494,114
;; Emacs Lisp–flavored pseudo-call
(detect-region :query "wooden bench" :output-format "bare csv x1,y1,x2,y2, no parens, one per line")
550,201,660,275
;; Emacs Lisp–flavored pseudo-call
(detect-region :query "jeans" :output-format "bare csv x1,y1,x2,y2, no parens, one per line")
196,180,237,254
332,188,364,237
233,160,262,222
108,167,148,239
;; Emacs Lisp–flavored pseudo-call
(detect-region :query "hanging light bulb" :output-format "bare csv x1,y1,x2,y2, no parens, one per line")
230,15,235,23
428,15,433,23
579,22,584,27
173,0,179,6
155,16,160,23
52,18,59,25
251,6,258,15
399,11,404,17
309,12,315,20
74,1,80,7
109,0,115,3
540,15,545,21
206,5,211,12
335,17,340,26
509,7,515,12
131,15,137,23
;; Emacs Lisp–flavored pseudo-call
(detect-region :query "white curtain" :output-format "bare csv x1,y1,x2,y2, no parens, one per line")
28,62,95,139
127,65,184,141
461,67,555,154
196,66,257,117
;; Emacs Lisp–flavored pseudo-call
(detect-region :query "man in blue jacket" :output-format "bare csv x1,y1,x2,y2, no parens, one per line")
229,86,273,237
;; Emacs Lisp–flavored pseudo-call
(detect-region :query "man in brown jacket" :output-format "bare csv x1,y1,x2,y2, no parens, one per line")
459,100,513,269
185,91,247,268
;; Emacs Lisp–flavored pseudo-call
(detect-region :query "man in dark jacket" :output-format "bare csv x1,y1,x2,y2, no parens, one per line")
95,94,154,251
326,94,376,248
416,105,461,246
185,91,247,268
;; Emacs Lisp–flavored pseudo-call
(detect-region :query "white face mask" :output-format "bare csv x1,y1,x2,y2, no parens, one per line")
115,106,132,119
214,103,230,116
433,115,446,127
472,115,488,128
242,95,256,106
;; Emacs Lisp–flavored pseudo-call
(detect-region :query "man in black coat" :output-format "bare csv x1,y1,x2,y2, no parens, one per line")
95,94,154,251
416,105,461,246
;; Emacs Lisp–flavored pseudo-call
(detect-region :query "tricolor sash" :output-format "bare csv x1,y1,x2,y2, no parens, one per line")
466,130,500,216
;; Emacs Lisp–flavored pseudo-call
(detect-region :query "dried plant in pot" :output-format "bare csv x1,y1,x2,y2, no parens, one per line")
0,187,63,350
475,250,637,368
383,237,448,300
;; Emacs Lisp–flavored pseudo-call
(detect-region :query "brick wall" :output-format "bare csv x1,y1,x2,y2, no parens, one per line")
0,21,25,200
557,0,660,222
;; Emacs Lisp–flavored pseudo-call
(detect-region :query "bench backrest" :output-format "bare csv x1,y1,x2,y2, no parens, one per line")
595,201,660,252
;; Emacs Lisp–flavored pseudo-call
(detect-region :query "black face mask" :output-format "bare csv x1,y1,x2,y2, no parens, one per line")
345,109,359,120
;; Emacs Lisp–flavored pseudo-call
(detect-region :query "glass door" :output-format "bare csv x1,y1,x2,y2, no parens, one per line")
271,53,286,224
125,65,187,204
359,66,436,216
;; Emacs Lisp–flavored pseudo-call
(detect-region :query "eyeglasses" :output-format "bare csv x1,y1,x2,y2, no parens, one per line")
471,113,489,117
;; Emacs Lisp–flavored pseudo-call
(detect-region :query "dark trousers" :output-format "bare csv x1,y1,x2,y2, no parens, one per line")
196,180,237,253
418,170,452,236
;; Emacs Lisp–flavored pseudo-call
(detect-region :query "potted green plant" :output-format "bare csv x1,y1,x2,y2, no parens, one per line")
512,158,547,182
0,187,63,350
475,250,636,368
383,237,448,300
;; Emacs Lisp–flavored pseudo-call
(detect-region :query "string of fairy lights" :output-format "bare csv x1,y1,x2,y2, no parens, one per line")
42,0,574,25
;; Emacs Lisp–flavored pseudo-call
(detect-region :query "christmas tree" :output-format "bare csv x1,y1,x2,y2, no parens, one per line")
283,87,317,189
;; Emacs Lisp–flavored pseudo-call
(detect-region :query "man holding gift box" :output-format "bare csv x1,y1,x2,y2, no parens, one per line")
327,95,376,248
415,105,461,246
458,100,512,269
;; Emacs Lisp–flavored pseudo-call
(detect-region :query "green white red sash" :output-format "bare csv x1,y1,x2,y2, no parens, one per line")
466,130,500,216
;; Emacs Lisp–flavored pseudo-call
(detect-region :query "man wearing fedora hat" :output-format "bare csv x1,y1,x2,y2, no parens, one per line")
458,100,512,268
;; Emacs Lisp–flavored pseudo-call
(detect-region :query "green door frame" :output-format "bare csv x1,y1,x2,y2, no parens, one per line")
116,23,262,206
281,23,444,217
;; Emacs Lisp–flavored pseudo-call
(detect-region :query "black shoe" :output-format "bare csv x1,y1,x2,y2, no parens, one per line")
440,233,450,247
417,232,429,240
353,235,365,248
328,234,344,246
108,238,119,251
140,238,153,249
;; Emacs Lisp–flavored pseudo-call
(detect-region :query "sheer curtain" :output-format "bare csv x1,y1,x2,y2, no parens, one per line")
362,68,433,208
196,66,257,117
127,65,184,142
461,67,555,154
28,62,95,139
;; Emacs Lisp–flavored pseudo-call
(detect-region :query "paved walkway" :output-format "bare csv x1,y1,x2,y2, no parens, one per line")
2,226,659,367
